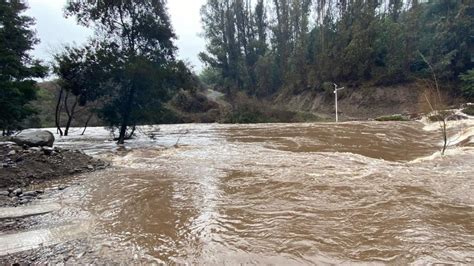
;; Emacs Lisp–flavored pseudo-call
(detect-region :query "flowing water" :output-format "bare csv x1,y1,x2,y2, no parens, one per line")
2,121,474,264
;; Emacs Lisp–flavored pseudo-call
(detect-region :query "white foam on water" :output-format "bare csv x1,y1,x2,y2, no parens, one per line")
416,108,474,161
410,146,474,163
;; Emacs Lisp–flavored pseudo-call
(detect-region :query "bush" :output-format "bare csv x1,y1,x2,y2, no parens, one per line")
222,92,322,124
375,114,409,121
462,105,474,116
460,69,474,99
427,111,455,122
170,89,219,113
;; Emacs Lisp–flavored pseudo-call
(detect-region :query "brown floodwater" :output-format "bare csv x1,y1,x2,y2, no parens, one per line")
3,121,474,264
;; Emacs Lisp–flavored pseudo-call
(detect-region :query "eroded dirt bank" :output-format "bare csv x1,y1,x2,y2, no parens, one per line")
275,84,467,120
0,142,108,207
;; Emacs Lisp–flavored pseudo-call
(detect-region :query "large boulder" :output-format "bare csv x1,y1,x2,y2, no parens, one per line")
11,130,55,147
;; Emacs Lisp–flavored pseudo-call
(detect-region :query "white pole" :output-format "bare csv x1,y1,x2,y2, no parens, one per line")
335,87,338,123
334,84,344,123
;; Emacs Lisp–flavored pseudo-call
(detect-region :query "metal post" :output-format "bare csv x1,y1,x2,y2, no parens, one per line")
334,84,345,123
335,87,338,123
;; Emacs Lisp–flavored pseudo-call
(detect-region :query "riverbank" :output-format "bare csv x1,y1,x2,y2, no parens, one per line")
0,142,108,207
275,83,470,121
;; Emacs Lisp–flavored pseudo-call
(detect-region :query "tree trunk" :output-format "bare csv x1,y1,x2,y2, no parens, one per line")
81,112,94,136
441,119,448,155
64,97,78,137
55,87,64,136
127,124,136,139
118,122,128,145
118,86,136,145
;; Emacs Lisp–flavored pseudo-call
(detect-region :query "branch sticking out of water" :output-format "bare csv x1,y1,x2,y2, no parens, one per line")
419,51,449,156
174,130,189,148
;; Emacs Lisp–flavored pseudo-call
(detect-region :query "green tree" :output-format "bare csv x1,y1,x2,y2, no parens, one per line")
0,0,46,135
199,66,222,87
428,1,473,81
66,0,180,144
460,69,474,100
53,42,111,136
254,0,267,57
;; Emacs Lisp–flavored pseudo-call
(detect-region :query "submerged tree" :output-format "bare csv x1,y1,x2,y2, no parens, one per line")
53,43,111,136
0,0,47,135
66,0,180,144
419,52,450,156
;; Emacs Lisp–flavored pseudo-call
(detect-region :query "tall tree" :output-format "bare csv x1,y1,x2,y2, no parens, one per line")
66,0,179,144
0,0,46,135
272,0,291,84
254,0,267,57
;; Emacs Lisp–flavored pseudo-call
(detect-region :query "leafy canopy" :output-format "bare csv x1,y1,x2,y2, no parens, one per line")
65,0,193,143
0,0,47,133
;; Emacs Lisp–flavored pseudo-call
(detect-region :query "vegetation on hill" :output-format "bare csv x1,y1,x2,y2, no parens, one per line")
199,0,473,99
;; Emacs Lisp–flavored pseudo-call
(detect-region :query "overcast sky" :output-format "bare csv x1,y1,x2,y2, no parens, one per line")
25,0,207,72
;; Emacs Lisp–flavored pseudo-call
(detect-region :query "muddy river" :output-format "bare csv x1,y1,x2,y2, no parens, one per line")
1,121,474,264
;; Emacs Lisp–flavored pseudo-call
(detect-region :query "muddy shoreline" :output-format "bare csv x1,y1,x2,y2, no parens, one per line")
0,142,108,207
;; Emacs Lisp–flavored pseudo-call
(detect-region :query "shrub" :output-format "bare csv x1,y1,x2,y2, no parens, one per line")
222,92,322,124
375,114,409,121
460,69,474,99
462,105,474,116
427,111,455,122
170,89,219,113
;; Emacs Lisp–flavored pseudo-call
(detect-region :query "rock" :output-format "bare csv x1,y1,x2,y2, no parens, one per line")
43,147,54,156
21,195,35,201
19,199,30,204
87,165,94,170
36,190,44,194
0,141,16,146
13,188,23,196
0,191,9,196
29,147,42,152
11,130,55,147
58,185,68,191
7,187,14,193
73,168,81,173
22,191,38,197
7,150,16,156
